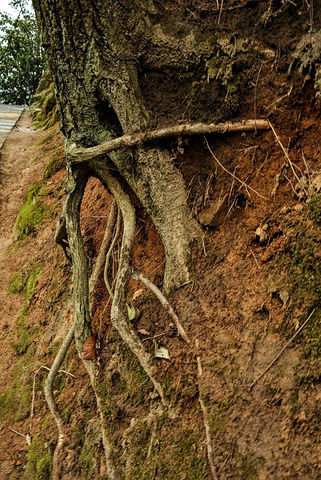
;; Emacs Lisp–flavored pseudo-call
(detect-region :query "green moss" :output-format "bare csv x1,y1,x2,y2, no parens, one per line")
240,456,259,480
24,441,52,480
9,262,43,355
8,261,43,302
25,264,43,301
63,406,73,424
15,181,46,239
268,206,321,360
0,352,34,425
308,195,321,225
33,129,57,147
209,405,226,432
31,77,60,130
127,423,208,480
12,312,36,355
44,151,65,179
8,272,25,295
79,449,94,479
226,83,239,111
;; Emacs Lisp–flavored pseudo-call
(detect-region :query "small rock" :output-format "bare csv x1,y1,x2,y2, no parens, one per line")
198,194,229,227
255,223,269,243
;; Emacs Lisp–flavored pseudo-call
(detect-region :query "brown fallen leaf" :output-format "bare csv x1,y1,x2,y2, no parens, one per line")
138,328,151,336
81,337,96,360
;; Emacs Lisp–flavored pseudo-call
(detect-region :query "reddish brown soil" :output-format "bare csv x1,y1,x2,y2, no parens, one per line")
2,4,321,479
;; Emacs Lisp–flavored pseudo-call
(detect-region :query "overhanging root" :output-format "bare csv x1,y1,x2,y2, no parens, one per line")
68,119,270,164
93,159,167,406
44,322,75,480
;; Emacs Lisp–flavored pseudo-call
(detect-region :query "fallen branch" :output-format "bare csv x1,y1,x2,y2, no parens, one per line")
132,268,190,344
248,309,315,391
68,119,270,163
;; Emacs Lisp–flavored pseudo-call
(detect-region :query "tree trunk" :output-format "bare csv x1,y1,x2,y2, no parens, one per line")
33,0,204,291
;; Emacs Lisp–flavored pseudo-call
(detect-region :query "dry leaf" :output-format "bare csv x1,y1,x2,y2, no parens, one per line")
138,328,151,336
132,288,145,301
81,337,96,360
127,302,136,321
155,346,170,360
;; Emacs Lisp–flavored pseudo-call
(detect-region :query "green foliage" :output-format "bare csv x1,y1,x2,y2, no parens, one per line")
15,181,46,238
0,4,46,104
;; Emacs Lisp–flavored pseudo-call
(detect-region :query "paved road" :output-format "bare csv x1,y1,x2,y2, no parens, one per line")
0,104,25,148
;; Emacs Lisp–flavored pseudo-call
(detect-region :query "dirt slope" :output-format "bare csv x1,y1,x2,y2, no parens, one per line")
1,101,321,480
2,6,321,480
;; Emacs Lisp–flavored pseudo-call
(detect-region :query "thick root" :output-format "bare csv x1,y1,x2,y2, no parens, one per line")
89,200,117,311
93,159,167,406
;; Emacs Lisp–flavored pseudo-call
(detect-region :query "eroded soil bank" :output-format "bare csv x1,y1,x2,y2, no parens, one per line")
1,3,321,479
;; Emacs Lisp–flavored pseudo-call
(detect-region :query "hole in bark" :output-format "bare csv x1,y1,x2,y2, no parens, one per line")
95,101,123,136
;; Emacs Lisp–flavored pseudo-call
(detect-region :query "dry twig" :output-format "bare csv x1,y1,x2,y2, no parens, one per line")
248,309,315,391
204,136,268,200
9,428,31,445
268,121,308,197
132,269,190,344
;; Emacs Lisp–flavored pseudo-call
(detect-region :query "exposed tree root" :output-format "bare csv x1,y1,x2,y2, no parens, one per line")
89,200,117,310
54,216,72,264
68,119,270,163
44,322,74,480
93,159,167,406
131,268,190,344
50,159,169,478
103,206,121,301
195,339,219,480
48,165,117,479
82,360,117,480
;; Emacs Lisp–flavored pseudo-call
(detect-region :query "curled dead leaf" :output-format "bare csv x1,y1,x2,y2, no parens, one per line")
81,337,96,360
138,328,151,336
154,346,170,360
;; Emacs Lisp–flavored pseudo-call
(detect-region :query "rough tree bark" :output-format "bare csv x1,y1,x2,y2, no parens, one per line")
33,0,205,294
32,2,269,476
